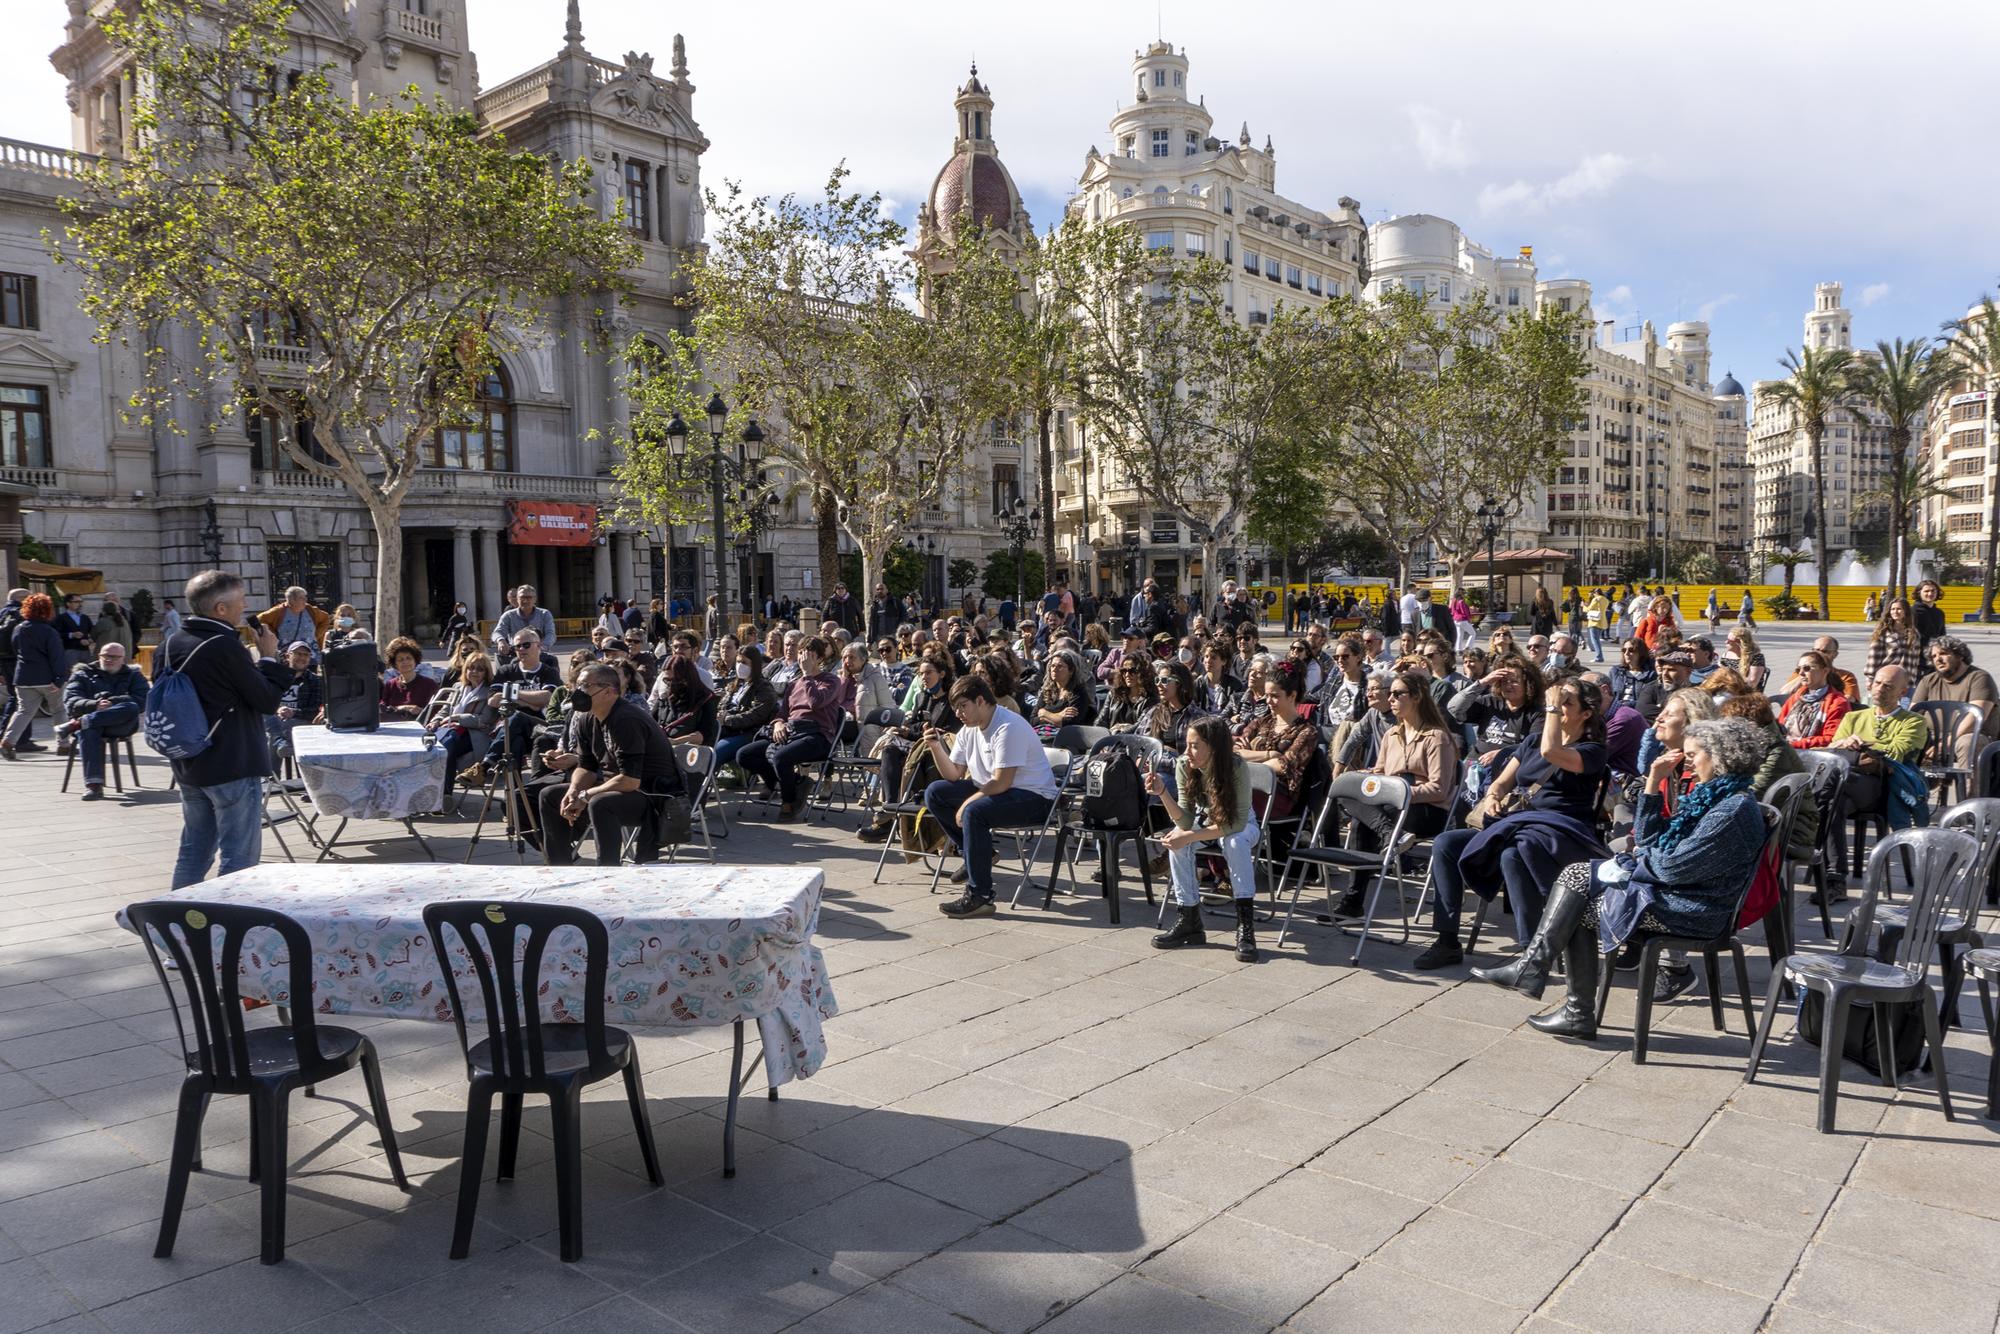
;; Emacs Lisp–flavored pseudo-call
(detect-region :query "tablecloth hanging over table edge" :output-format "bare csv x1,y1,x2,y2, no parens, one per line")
115,864,839,1085
288,722,448,822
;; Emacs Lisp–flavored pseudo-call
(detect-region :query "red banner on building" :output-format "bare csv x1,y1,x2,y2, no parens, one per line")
507,501,599,547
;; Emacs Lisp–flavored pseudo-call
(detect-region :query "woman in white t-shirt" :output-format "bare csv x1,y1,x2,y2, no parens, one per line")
922,676,1060,918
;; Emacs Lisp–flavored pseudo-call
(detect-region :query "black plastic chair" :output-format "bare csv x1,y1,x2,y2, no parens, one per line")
1844,798,2000,1031
127,900,408,1265
1963,946,1999,1119
1746,826,1975,1133
1594,803,1783,1064
1799,748,1850,935
421,901,663,1263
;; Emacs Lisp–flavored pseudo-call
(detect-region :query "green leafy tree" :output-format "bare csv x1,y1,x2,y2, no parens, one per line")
1943,294,2000,619
947,558,979,595
1758,546,1812,599
57,0,636,639
1243,433,1334,593
981,548,1045,602
839,546,924,600
1849,337,1954,601
1757,346,1864,620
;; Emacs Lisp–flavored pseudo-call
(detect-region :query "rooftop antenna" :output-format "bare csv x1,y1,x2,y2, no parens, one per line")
1157,1,1162,40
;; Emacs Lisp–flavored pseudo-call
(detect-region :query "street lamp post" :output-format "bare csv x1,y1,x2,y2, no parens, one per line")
199,499,223,568
664,397,762,627
1475,496,1504,628
1001,496,1040,616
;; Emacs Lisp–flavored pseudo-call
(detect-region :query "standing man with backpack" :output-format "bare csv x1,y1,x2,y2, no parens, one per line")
154,570,289,889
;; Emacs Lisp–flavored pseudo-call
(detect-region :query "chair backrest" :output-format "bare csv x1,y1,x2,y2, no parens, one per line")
126,899,328,1089
1936,797,2000,915
1052,724,1111,755
1327,771,1412,855
1762,771,1811,851
1094,732,1166,767
1855,827,1978,976
421,900,614,1083
1042,746,1075,783
865,707,907,729
1979,739,2000,798
1914,700,1982,769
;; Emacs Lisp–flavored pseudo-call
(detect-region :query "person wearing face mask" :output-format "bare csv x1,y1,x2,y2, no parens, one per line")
713,644,780,781
736,635,845,820
842,641,898,754
1542,633,1576,676
439,600,473,650
322,603,361,654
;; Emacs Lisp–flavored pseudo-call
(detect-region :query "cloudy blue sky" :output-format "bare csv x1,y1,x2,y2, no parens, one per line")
6,0,1996,383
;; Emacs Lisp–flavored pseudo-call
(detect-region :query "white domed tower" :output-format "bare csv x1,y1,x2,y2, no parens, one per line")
913,63,1032,283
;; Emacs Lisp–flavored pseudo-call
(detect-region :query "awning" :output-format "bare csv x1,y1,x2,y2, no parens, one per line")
18,559,104,595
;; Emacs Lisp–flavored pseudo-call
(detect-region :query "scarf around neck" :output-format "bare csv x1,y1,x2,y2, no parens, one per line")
1655,773,1750,854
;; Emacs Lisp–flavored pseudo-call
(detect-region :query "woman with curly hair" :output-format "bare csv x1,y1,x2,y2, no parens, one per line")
1141,659,1207,754
1097,652,1158,731
1864,597,1924,688
2,593,63,758
379,636,439,719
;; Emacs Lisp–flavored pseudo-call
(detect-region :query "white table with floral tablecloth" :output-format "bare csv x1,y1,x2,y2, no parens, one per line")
116,863,837,1084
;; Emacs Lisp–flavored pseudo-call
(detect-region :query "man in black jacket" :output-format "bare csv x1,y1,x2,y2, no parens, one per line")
164,571,288,889
866,583,900,645
823,581,862,637
60,641,149,799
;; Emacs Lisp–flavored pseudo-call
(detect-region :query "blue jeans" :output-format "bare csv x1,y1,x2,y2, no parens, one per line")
922,779,1056,901
1169,819,1260,905
75,705,138,788
713,732,755,771
172,776,265,890
1585,626,1604,662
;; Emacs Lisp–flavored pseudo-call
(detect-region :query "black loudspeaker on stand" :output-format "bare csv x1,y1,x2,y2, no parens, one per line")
322,643,383,732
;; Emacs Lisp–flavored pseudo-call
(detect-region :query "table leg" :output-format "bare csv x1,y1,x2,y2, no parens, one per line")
403,820,438,862
723,1019,744,1179
744,1047,777,1101
313,818,349,863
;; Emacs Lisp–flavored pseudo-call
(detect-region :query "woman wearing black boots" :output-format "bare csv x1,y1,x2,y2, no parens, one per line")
1149,715,1261,961
1470,717,1771,1040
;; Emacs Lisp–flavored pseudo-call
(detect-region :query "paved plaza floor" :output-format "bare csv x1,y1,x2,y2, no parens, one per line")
0,619,1996,1333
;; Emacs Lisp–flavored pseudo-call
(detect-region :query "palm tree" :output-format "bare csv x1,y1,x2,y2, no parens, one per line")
1848,337,1954,601
1943,294,2000,619
1759,346,1861,620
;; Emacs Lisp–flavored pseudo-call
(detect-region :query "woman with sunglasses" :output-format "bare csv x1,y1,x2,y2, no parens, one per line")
1416,678,1611,970
1097,653,1158,731
1329,670,1460,920
1141,659,1207,756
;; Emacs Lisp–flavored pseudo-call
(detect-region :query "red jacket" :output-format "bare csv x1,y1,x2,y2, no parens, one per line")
1778,686,1850,749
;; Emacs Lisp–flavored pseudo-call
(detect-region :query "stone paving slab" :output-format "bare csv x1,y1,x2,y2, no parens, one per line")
0,640,1998,1334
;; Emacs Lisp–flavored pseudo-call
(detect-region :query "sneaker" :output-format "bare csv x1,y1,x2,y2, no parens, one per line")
1808,876,1848,907
1612,942,1643,972
457,762,489,787
14,739,44,753
1334,886,1367,919
1412,939,1463,970
856,822,892,844
81,785,104,801
1652,963,1699,1003
938,893,994,919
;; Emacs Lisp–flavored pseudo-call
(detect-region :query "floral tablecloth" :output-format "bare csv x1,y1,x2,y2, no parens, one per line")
290,722,447,821
116,864,837,1084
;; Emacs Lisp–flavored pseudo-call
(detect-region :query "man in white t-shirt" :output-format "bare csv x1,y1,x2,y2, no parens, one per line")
923,675,1059,918
1399,586,1421,633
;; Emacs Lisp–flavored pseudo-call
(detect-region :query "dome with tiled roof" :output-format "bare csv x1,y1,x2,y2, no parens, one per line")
922,64,1029,239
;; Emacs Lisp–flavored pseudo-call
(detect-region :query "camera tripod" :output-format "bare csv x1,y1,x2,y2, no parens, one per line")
462,703,536,863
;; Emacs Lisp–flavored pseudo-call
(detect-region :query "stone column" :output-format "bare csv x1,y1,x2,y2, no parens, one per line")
476,528,501,628
593,536,613,608
452,528,476,621
610,531,631,600
538,548,560,616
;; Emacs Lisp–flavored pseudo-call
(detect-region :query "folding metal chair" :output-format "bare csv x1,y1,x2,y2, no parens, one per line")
678,743,727,858
1272,773,1411,962
804,716,865,822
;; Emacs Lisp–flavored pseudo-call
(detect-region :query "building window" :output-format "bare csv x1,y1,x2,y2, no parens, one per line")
399,0,427,11
1184,130,1198,155
1150,129,1169,158
1222,187,1233,214
1285,265,1302,289
1153,69,1165,87
1150,513,1179,544
0,274,38,330
1439,279,1451,302
1243,249,1258,274
430,367,512,472
1222,237,1232,264
1184,232,1206,254
991,462,1020,515
1407,278,1425,297
0,385,50,469
1120,135,1136,158
1952,401,1985,423
622,159,651,239
267,540,343,611
1508,287,1521,306
1306,273,1321,295
1264,255,1279,280
1174,71,1183,86
1145,230,1174,254
246,402,332,473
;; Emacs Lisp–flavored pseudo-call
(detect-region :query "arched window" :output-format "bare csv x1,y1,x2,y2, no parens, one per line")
1222,187,1233,214
1153,185,1169,204
431,366,512,472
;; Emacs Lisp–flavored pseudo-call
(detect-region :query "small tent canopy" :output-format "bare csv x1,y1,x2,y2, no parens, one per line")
17,559,104,596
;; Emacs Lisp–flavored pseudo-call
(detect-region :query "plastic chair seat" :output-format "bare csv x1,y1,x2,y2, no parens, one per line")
1871,903,1971,938
466,1026,632,1082
189,1024,368,1079
1783,953,1924,990
1282,845,1383,870
1967,947,2000,979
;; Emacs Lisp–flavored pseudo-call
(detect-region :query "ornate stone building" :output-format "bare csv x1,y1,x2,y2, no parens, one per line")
0,1,717,631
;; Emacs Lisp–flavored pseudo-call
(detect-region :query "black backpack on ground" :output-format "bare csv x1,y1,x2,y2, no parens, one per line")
1079,749,1146,831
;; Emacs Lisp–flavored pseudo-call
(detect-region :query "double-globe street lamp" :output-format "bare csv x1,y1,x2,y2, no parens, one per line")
664,394,763,621
999,496,1040,618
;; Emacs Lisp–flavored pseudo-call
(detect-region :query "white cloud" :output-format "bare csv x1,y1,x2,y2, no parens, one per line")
1478,153,1634,217
1408,106,1470,170
1860,282,1891,306
1697,293,1739,322
1602,284,1634,307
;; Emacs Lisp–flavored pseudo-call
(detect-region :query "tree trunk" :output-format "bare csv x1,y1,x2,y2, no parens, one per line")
1200,535,1217,615
1037,405,1057,580
1889,435,1907,603
814,486,840,601
1810,428,1831,619
859,541,885,620
366,496,402,642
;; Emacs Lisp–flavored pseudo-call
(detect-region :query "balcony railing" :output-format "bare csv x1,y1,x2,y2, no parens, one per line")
0,137,97,181
0,465,61,488
386,6,445,41
477,63,555,117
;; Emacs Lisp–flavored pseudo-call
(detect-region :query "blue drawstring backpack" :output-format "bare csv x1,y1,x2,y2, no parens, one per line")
144,636,230,760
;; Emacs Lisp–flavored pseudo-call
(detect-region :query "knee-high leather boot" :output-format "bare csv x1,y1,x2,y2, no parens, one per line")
1469,877,1589,1001
1527,925,1601,1040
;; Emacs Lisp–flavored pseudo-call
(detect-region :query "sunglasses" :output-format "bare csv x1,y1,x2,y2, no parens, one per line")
1388,688,1413,699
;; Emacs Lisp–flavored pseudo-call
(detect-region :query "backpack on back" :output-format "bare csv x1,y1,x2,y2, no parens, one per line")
1080,749,1146,830
144,636,229,761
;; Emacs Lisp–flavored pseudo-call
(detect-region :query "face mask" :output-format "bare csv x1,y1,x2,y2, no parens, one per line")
1178,648,1195,665
338,616,355,628
736,661,751,680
